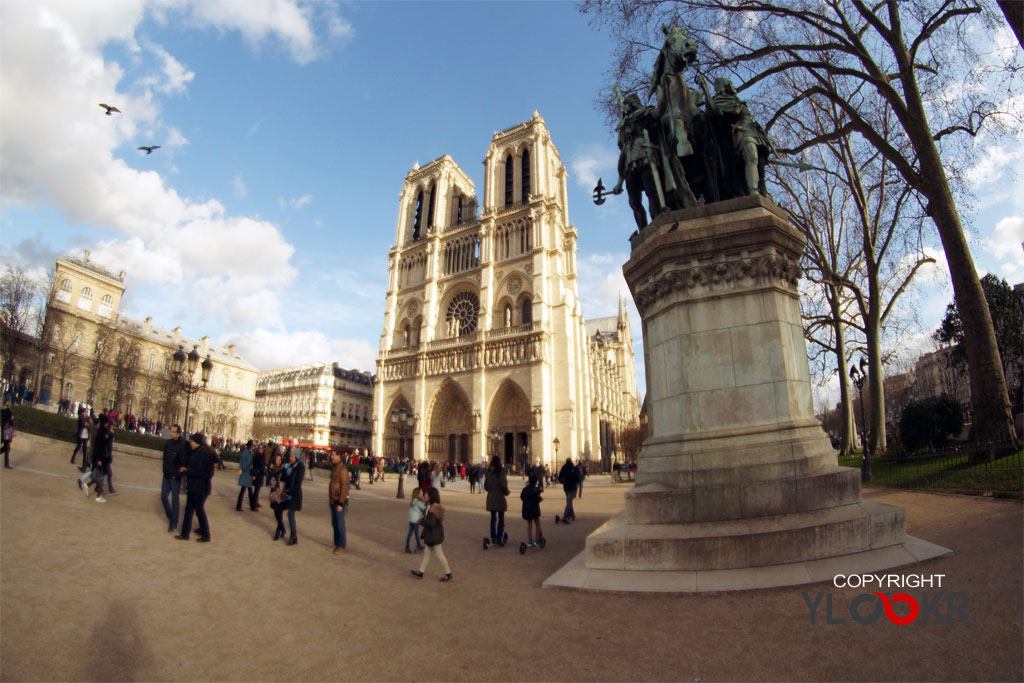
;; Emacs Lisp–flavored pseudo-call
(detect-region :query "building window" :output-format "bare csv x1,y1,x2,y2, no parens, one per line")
77,287,93,311
412,191,424,241
222,372,228,390
446,291,480,336
147,354,154,371
521,298,532,324
98,294,113,318
427,182,436,229
504,155,513,208
521,149,530,203
457,195,463,225
57,279,72,303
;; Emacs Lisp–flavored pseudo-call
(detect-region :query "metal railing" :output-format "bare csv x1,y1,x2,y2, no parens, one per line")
837,442,1022,493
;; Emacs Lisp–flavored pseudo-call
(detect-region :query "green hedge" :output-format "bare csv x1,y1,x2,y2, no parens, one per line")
11,405,164,452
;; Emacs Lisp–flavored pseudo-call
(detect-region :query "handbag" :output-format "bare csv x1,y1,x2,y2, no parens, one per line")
269,479,285,505
2,426,13,441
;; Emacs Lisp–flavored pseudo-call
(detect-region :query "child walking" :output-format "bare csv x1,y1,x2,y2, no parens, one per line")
520,473,543,547
405,486,426,553
410,487,452,582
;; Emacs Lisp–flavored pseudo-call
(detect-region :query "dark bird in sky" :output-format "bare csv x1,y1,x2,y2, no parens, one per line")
98,103,121,116
137,146,161,155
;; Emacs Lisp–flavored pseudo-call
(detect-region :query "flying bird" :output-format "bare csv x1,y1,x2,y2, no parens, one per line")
137,146,161,155
98,103,121,116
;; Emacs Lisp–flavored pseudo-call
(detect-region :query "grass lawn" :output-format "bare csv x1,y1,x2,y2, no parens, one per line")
839,449,1023,495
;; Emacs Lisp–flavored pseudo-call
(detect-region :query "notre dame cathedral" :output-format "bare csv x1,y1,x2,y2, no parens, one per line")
372,112,639,471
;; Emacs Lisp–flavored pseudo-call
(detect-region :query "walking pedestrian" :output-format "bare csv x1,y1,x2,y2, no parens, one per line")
1,399,14,470
176,432,212,542
267,451,287,540
250,444,266,509
281,447,305,546
236,439,255,511
405,487,426,553
410,487,451,581
160,424,187,532
520,473,544,547
79,413,113,502
576,460,587,499
557,457,579,522
70,407,91,470
328,450,349,554
484,455,510,544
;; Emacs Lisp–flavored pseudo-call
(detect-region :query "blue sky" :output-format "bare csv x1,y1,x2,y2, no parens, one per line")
2,1,1022,407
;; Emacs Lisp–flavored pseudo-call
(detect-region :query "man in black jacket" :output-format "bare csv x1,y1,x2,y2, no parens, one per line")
176,432,212,542
70,407,91,471
160,424,187,533
557,457,579,522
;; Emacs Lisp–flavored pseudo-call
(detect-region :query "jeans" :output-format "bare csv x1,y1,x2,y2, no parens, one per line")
331,502,347,548
180,489,209,539
405,521,421,550
71,438,88,463
161,477,181,530
489,510,505,542
287,508,297,537
563,490,576,520
105,464,114,492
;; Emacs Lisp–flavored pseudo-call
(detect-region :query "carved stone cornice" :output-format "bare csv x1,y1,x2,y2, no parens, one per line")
632,251,802,314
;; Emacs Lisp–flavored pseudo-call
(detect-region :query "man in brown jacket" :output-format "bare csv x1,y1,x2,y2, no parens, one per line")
328,450,350,554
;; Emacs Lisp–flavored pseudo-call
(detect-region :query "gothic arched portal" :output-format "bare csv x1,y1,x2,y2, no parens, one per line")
427,379,473,463
487,379,531,472
384,394,414,460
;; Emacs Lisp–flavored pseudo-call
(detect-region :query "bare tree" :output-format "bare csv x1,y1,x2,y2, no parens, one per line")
0,265,38,387
111,322,142,416
88,320,116,408
582,0,1022,444
31,268,57,405
618,422,648,463
49,312,81,405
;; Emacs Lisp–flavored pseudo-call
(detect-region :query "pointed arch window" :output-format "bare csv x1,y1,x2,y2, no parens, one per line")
457,194,463,225
412,191,424,241
521,149,530,204
521,298,532,324
504,155,513,209
427,182,436,229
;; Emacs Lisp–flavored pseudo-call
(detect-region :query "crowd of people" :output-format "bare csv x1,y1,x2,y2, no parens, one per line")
0,404,597,583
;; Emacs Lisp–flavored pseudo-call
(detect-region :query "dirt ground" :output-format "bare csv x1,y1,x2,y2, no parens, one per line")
1,434,1021,682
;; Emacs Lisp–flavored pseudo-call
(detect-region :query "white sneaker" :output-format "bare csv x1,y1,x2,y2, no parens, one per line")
95,496,106,503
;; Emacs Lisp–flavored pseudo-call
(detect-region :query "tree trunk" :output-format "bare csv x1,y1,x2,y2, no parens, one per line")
830,292,856,456
918,158,1015,444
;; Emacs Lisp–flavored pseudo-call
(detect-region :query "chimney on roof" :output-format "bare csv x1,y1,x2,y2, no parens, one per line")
227,344,236,358
83,249,90,262
173,326,181,341
118,270,126,281
144,316,152,333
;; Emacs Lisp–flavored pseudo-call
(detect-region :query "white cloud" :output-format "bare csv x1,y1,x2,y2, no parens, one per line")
188,0,319,64
985,215,1024,281
164,127,188,149
232,175,247,198
228,328,376,372
291,193,312,209
570,145,619,191
141,41,194,94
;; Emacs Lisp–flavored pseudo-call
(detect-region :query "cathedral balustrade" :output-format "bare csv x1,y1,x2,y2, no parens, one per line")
423,332,481,351
378,330,545,380
484,320,540,340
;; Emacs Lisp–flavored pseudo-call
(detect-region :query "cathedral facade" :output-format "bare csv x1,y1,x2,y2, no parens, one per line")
372,113,639,471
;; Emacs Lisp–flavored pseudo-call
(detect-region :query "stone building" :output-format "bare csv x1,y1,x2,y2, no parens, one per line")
372,112,640,471
32,251,257,439
253,363,372,450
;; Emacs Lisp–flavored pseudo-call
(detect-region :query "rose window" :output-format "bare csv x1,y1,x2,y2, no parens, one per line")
446,291,479,336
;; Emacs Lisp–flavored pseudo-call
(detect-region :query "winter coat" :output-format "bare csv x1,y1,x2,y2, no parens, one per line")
408,496,427,524
162,436,187,479
484,469,509,512
185,445,213,497
520,482,542,520
559,462,579,492
419,503,446,546
237,448,253,487
91,428,114,468
283,461,305,511
329,461,350,507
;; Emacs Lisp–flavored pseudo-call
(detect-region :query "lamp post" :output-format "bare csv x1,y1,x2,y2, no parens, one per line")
391,407,414,499
850,357,871,483
489,426,502,468
552,436,560,480
172,345,213,435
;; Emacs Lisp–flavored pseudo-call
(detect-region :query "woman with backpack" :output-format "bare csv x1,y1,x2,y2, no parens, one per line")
410,487,451,581
484,455,510,545
267,451,287,540
280,448,305,545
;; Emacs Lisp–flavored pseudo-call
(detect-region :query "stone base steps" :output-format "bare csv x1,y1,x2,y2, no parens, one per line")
587,499,906,571
546,535,952,593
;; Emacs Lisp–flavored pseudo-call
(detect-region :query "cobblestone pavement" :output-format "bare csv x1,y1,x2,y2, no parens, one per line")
1,434,1021,681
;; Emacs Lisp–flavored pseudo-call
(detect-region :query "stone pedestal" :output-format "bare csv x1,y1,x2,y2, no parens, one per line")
545,196,950,592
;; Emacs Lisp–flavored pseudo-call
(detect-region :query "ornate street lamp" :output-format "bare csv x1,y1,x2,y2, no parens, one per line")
552,435,560,476
489,426,502,468
850,357,871,483
391,407,414,498
171,345,213,435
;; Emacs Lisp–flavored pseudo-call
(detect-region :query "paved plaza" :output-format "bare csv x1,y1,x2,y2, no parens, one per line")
1,435,1021,682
